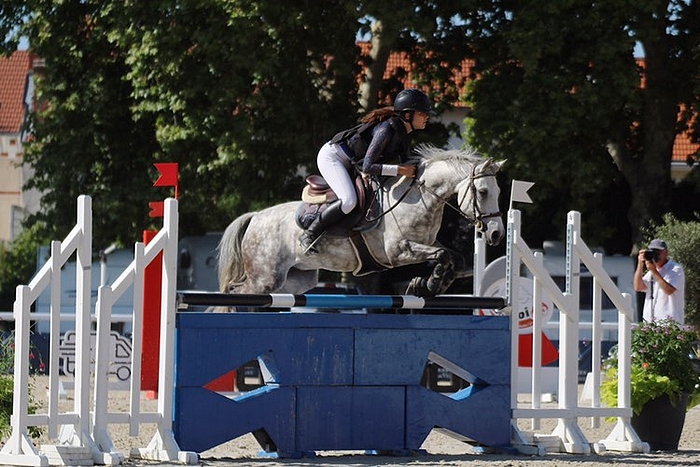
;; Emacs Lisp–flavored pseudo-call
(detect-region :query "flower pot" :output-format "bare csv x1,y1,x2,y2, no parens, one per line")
631,393,689,451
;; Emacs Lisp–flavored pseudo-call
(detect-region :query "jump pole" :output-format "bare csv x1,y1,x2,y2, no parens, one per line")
176,291,507,311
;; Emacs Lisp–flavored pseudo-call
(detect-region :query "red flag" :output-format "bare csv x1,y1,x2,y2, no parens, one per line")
153,163,179,187
518,332,559,367
148,201,164,218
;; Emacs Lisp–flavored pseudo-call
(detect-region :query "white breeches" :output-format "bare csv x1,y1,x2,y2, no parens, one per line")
317,142,357,214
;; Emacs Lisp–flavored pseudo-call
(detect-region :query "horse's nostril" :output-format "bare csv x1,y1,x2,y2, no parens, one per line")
486,222,504,245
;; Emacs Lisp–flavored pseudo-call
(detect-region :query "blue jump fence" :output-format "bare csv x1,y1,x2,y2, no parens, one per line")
173,297,511,457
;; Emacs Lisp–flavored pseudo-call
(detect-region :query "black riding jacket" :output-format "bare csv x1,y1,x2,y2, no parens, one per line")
333,116,411,177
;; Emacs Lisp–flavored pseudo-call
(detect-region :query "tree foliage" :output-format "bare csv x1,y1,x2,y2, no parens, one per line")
2,0,699,265
15,0,163,248
1,0,466,250
461,0,700,254
3,0,364,249
0,224,49,311
116,0,363,235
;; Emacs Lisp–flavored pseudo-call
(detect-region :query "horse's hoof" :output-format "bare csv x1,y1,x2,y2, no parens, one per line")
435,249,451,265
405,277,420,296
406,277,435,297
426,277,442,295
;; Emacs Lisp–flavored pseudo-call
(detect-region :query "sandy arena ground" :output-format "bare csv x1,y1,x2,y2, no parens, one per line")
8,375,698,467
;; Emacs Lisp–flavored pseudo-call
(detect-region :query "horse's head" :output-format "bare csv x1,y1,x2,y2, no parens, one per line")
456,158,506,245
411,144,506,246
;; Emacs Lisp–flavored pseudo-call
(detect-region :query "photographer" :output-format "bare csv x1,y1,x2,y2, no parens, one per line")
634,238,685,324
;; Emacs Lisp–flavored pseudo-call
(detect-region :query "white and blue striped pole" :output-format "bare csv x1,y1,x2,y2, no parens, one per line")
176,291,506,312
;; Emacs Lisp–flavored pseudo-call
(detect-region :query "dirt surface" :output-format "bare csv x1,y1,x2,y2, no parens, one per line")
13,376,700,466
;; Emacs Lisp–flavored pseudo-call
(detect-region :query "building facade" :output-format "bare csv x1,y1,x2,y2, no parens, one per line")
0,51,41,243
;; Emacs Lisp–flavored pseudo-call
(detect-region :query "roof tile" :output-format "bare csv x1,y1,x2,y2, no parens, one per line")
0,50,32,133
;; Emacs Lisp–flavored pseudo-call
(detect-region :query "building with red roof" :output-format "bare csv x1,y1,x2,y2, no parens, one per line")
0,50,41,243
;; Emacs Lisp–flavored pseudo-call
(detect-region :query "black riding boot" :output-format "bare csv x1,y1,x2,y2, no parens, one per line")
299,200,347,253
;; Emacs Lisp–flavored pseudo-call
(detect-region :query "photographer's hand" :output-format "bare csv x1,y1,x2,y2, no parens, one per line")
639,249,659,270
648,261,677,296
634,250,649,292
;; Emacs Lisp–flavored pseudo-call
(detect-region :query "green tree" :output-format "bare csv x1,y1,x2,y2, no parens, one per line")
13,0,161,249
358,1,481,119
0,1,29,55
117,0,362,233
3,0,464,253
461,0,700,253
2,0,363,247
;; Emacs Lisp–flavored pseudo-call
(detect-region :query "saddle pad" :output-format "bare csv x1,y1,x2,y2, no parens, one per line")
348,234,390,277
301,185,337,204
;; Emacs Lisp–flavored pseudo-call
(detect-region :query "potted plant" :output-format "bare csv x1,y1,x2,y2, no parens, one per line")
601,318,700,450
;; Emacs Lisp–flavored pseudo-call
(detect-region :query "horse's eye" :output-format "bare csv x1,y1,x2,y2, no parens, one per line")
479,188,488,198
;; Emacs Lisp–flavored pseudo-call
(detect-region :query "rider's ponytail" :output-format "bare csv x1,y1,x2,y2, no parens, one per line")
360,107,394,124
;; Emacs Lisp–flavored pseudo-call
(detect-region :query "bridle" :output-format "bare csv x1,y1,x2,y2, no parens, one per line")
416,164,501,231
366,162,501,230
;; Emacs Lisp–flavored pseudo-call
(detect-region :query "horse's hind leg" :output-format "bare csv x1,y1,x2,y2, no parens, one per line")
233,266,288,294
233,264,318,295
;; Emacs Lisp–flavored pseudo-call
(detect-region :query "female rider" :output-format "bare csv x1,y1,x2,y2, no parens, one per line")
300,88,433,253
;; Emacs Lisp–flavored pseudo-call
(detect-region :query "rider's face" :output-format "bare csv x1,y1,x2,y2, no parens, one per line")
412,111,430,130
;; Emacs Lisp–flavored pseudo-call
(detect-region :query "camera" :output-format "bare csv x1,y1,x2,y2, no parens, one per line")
643,249,660,262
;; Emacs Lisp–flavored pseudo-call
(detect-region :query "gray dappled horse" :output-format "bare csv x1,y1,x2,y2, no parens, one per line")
218,145,505,298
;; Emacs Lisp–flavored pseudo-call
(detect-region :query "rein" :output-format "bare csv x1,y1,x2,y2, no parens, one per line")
364,162,501,229
364,177,418,222
416,166,501,229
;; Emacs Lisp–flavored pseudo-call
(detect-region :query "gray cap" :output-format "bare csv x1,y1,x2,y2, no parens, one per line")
648,238,667,250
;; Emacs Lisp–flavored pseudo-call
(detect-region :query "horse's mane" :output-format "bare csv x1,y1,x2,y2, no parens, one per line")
410,144,487,177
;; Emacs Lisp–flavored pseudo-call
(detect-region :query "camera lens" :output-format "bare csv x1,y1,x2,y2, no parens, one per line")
643,250,660,262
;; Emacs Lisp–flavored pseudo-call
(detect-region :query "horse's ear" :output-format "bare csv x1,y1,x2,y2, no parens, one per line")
483,158,505,172
493,159,506,171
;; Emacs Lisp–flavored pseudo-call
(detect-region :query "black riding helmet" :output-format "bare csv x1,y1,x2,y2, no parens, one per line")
393,89,434,122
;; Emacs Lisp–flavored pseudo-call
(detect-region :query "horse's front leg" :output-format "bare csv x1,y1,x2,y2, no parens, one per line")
398,247,455,298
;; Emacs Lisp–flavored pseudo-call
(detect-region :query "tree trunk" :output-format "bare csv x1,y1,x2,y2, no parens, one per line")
358,19,396,111
607,37,678,250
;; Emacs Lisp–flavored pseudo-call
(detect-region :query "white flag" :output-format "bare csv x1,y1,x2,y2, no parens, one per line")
510,180,534,207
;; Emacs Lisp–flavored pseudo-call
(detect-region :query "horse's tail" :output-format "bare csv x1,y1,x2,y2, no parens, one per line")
218,211,256,292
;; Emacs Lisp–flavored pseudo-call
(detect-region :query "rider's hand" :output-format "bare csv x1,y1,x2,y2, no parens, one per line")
398,164,416,178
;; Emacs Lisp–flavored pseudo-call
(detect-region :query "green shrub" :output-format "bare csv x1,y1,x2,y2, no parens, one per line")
0,336,43,440
601,319,700,415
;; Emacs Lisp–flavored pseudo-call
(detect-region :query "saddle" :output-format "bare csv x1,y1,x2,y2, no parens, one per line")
295,174,387,276
296,174,380,231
